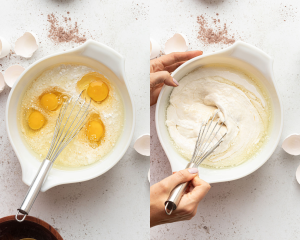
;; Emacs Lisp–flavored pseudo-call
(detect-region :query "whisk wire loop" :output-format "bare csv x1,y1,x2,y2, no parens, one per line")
56,98,86,146
195,111,219,158
47,99,70,160
46,98,71,160
49,96,81,159
197,120,220,157
197,120,224,161
191,110,224,165
191,121,204,161
52,100,91,160
46,91,90,162
195,131,227,166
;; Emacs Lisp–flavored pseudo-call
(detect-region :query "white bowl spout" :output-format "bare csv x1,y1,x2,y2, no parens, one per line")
222,41,274,86
77,40,126,83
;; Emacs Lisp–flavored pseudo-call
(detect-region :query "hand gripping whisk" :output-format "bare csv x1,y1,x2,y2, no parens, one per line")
165,111,227,215
16,92,91,222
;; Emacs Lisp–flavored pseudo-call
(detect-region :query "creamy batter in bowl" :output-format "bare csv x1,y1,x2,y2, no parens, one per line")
166,65,272,168
156,41,282,183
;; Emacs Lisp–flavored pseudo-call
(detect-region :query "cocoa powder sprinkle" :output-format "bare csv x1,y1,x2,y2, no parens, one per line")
47,13,86,44
197,14,236,45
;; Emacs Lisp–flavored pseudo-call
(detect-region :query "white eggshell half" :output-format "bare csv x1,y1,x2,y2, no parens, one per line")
148,168,150,183
4,65,25,88
15,32,39,58
134,134,150,156
0,72,5,93
164,33,188,55
150,38,160,59
0,37,11,58
282,134,300,155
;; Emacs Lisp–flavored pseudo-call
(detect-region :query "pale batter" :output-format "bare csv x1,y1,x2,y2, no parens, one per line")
166,65,272,168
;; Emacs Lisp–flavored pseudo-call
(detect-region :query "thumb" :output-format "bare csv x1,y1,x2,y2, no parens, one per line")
163,168,199,191
150,71,179,88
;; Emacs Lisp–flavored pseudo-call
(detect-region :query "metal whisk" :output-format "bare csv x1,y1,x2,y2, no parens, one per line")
16,91,91,222
165,110,227,215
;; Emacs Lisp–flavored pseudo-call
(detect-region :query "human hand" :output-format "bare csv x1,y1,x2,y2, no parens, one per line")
150,51,203,106
150,168,211,227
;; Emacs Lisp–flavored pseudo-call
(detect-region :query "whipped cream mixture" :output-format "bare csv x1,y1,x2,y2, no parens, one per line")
166,65,272,168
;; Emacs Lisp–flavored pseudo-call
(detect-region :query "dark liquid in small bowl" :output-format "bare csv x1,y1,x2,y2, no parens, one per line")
0,216,63,240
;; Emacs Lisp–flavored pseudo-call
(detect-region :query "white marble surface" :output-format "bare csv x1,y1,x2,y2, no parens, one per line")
0,0,149,239
151,0,300,239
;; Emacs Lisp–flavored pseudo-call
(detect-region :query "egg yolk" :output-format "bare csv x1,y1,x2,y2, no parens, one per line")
28,111,45,130
87,121,104,142
41,93,58,111
87,81,109,102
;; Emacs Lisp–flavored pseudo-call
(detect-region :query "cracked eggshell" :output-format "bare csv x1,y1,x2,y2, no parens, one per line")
0,72,5,93
164,33,188,55
282,134,300,155
15,32,38,58
0,37,11,58
150,38,160,59
4,65,25,88
134,134,150,156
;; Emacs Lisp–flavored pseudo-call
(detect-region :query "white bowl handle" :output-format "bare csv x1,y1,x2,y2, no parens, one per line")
76,40,126,82
222,41,274,83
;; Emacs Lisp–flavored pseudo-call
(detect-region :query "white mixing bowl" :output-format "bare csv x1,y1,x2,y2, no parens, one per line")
155,41,283,183
6,40,135,191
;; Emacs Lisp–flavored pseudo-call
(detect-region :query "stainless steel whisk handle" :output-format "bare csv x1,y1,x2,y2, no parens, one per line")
164,162,198,215
15,159,53,222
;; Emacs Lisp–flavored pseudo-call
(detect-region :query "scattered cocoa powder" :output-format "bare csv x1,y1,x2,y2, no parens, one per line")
47,13,86,44
197,14,236,45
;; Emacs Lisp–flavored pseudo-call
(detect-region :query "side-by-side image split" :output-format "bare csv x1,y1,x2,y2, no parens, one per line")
0,0,299,239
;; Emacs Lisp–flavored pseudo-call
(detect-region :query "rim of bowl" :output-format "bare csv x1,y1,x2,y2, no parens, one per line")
0,215,63,240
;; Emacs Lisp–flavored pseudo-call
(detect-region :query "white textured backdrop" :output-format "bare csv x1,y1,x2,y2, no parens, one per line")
0,0,149,239
151,0,300,239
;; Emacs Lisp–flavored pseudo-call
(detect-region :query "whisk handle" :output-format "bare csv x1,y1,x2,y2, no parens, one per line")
164,162,198,215
15,159,53,222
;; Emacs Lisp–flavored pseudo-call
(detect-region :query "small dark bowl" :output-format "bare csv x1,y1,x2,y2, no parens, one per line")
0,215,63,240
